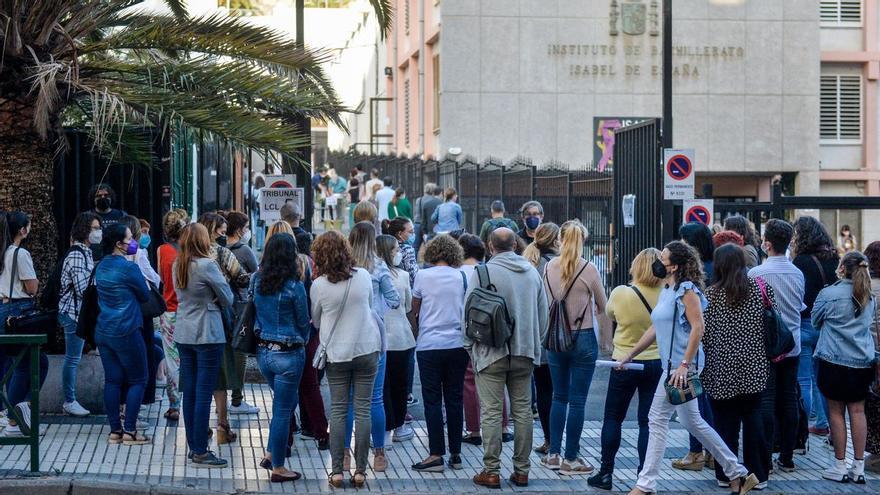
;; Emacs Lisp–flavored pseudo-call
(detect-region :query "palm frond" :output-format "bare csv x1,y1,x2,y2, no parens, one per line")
369,0,393,39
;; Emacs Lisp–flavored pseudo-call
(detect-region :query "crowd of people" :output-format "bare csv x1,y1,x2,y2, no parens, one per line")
0,181,878,493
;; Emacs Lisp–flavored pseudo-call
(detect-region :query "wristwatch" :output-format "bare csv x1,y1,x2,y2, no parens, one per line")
679,360,690,368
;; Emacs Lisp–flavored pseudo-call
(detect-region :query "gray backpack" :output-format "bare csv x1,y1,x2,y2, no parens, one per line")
464,265,514,348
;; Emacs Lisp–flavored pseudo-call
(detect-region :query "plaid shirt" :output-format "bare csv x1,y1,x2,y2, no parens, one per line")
59,242,94,322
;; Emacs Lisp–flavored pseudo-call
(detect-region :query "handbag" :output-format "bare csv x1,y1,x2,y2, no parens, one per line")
75,262,101,346
312,277,352,370
139,282,167,319
755,276,795,362
231,298,257,355
4,247,57,338
663,299,703,405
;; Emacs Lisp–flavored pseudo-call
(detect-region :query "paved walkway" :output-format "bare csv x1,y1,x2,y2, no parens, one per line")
0,382,876,494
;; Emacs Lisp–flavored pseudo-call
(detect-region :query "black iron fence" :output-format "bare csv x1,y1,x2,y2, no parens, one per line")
329,151,615,288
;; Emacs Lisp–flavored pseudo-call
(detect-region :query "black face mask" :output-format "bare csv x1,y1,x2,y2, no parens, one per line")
216,235,228,247
95,197,111,211
651,259,668,279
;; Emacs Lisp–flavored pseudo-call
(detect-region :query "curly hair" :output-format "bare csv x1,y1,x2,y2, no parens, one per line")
712,230,744,248
312,230,355,283
423,234,464,267
792,216,838,261
70,212,99,244
864,241,880,278
223,210,249,237
665,240,704,289
457,233,486,262
723,215,757,247
163,208,190,242
258,233,300,295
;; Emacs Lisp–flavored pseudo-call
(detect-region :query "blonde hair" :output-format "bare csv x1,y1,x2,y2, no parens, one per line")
175,223,212,290
630,247,663,287
349,221,377,272
523,222,560,267
353,200,378,224
559,220,588,287
162,208,189,241
266,220,293,243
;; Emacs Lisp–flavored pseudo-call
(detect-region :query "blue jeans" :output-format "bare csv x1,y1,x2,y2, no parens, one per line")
0,299,48,407
547,329,598,460
258,346,306,468
346,351,386,449
59,313,85,404
96,330,148,432
797,318,828,429
178,343,224,455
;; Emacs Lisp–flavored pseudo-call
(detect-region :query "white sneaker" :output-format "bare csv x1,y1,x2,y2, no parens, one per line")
228,401,260,414
754,481,768,490
14,403,31,436
559,457,594,475
63,401,90,417
393,424,415,442
822,458,850,483
2,424,22,437
717,480,730,488
384,430,394,450
848,459,866,484
541,453,562,470
0,410,8,429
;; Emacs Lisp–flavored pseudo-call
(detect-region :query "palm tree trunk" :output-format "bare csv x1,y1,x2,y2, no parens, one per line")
0,96,58,281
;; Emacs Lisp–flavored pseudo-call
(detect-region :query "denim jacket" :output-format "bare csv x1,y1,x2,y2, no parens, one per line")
812,280,878,368
251,274,311,346
96,255,150,338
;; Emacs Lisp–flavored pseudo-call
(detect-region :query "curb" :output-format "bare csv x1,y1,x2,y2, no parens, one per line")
0,477,233,495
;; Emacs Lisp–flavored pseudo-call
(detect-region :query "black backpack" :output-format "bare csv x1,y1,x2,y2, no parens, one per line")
464,265,514,348
543,262,589,352
40,245,87,311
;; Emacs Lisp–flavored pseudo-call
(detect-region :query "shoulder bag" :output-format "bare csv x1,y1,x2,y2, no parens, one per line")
75,261,101,346
312,277,352,370
140,281,167,319
4,247,58,338
231,278,257,355
755,277,795,362
663,298,704,405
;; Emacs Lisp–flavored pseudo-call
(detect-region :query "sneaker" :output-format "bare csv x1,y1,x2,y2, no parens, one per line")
774,458,796,473
462,433,482,446
502,432,514,443
717,480,730,488
14,403,31,436
63,401,90,417
317,437,330,451
541,453,562,470
848,458,866,485
407,395,419,406
671,451,704,471
560,457,594,475
393,424,415,442
372,448,387,472
2,424,22,437
228,401,260,415
405,413,414,424
192,451,228,469
754,481,768,490
822,458,849,483
383,430,394,450
300,429,315,440
0,410,8,429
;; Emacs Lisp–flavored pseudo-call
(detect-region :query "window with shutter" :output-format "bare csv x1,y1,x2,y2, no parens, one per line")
820,74,862,143
820,0,862,26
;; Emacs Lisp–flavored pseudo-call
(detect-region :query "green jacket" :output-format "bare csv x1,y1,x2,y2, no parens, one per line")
479,217,519,245
388,197,413,220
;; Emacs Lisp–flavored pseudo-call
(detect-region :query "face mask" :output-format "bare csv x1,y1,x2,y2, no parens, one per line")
651,259,668,279
405,233,416,245
139,234,151,250
95,197,111,211
241,229,252,244
525,216,541,230
216,235,228,247
392,252,403,266
121,239,138,256
88,229,103,245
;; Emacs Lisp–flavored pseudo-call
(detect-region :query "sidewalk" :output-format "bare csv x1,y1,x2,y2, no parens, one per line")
0,382,875,494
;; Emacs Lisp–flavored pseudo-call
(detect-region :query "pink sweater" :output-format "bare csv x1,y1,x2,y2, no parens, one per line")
543,257,609,334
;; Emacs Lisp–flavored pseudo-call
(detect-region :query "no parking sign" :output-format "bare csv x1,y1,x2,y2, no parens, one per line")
682,199,714,226
663,149,695,200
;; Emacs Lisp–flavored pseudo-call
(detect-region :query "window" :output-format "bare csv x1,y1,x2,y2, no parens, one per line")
404,79,411,146
405,0,411,35
820,74,862,142
432,54,440,133
820,1,862,26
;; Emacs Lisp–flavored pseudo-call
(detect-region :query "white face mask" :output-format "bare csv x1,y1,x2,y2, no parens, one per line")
88,229,103,245
392,252,403,266
241,229,252,244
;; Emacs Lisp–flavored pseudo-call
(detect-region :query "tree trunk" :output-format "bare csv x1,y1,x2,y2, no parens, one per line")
0,96,58,282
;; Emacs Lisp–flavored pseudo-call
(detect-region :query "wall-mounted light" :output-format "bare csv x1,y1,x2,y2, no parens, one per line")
384,66,393,78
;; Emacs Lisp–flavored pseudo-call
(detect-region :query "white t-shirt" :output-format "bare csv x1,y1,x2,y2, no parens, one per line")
0,245,36,299
413,266,467,351
376,187,396,221
366,178,383,200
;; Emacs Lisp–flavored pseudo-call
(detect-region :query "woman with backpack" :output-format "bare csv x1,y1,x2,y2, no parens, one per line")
522,222,560,456
588,248,664,491
57,212,101,417
409,234,469,473
0,211,47,436
812,251,877,484
618,241,760,495
540,220,608,475
703,244,773,488
157,209,188,421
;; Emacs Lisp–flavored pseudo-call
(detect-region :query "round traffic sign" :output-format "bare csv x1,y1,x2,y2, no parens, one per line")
666,154,693,181
269,180,294,188
685,205,711,225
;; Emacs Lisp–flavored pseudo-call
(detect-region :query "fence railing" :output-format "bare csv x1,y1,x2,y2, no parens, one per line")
329,151,616,289
0,334,47,473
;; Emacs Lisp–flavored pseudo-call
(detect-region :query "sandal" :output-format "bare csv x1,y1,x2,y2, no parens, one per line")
328,472,344,488
108,430,124,444
260,457,272,470
351,470,366,488
163,408,179,421
122,430,150,445
217,422,237,444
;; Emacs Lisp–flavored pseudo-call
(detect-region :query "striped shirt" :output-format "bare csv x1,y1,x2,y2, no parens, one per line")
748,256,806,357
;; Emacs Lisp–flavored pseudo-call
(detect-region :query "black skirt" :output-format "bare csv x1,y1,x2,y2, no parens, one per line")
817,359,874,403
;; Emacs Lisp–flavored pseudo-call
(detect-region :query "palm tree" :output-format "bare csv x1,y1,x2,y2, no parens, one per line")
0,0,392,276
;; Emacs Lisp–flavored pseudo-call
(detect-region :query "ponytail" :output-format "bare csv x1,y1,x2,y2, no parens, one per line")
840,251,872,316
0,211,29,274
559,220,587,287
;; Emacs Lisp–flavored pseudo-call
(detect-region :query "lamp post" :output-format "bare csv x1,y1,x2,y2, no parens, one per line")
294,0,314,231
660,0,674,242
